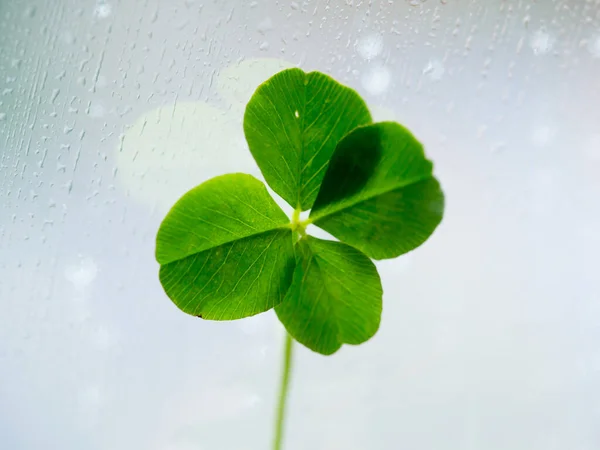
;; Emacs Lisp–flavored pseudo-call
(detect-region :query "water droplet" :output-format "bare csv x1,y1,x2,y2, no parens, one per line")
65,257,98,289
361,66,391,96
257,17,273,34
259,41,270,51
423,59,445,80
530,29,555,55
356,33,383,60
0,113,6,121
294,110,300,118
290,1,300,10
93,2,112,19
50,88,60,103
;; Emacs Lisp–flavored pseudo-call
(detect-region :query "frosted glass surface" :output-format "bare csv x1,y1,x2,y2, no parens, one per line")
1,1,600,449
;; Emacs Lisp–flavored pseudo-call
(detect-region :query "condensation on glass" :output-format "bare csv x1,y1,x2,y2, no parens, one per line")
1,1,599,449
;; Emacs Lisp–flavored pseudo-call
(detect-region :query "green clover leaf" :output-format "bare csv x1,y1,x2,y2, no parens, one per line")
309,122,445,260
275,236,382,355
156,173,295,320
243,68,372,211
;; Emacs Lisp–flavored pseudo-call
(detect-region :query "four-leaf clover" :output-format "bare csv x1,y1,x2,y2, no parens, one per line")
156,68,444,355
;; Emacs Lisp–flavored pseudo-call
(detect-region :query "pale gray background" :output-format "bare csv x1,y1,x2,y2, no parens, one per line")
1,1,600,449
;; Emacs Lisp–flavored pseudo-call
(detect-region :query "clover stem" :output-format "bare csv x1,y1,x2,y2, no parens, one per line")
273,331,294,450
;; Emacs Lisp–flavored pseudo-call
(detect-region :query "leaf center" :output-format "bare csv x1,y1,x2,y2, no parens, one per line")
290,208,312,240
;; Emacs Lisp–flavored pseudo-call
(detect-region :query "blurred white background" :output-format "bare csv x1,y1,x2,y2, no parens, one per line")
1,1,600,449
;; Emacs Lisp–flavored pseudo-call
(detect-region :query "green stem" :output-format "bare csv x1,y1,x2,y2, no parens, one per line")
273,332,294,450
